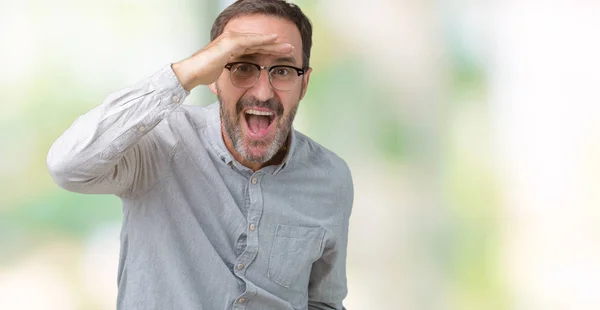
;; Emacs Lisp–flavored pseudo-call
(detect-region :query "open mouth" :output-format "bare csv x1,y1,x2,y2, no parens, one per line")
243,108,276,138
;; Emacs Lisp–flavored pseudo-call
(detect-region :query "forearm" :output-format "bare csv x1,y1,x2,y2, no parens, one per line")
47,65,187,194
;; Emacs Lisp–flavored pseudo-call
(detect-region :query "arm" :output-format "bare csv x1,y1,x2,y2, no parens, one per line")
47,32,292,197
308,166,354,310
47,65,188,196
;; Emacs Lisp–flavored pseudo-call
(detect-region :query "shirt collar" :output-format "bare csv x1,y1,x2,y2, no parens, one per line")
206,102,296,175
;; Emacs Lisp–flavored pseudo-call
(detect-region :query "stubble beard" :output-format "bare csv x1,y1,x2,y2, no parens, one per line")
220,95,298,164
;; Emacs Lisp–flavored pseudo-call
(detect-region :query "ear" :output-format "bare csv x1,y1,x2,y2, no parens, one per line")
209,82,218,95
299,67,312,100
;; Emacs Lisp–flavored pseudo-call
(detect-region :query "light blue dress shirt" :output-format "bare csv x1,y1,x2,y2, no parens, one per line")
47,65,353,310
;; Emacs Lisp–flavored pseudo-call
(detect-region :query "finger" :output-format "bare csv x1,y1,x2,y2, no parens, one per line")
236,33,279,49
245,43,294,54
240,49,294,58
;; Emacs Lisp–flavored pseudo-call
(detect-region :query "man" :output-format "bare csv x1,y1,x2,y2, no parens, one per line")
47,0,353,309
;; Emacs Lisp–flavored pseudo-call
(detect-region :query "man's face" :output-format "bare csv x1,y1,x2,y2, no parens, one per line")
211,14,311,164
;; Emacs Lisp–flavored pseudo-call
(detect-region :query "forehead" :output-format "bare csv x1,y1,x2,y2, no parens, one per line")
224,14,303,65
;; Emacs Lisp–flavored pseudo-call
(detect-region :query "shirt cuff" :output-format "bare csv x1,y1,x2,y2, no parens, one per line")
150,63,190,110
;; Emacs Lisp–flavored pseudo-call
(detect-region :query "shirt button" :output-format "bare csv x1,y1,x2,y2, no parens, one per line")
138,125,147,132
159,110,169,119
237,263,245,270
172,94,181,103
249,224,256,231
237,297,246,304
251,177,257,184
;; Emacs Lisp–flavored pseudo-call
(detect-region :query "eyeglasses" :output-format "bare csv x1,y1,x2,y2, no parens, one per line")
224,62,305,91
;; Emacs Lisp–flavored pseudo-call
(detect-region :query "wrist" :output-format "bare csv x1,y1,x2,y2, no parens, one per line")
171,61,196,91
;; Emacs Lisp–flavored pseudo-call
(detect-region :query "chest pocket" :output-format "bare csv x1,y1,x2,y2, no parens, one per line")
268,224,325,288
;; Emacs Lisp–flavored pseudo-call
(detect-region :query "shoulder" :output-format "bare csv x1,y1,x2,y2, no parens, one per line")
293,130,354,202
294,131,351,174
147,103,219,151
154,102,219,138
169,102,219,129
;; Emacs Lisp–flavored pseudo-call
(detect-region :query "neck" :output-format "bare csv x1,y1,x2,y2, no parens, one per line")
221,124,289,172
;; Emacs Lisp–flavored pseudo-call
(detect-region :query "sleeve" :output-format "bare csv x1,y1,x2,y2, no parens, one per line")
46,65,188,197
308,163,354,310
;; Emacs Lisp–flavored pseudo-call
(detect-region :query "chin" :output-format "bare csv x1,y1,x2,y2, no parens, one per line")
238,136,280,164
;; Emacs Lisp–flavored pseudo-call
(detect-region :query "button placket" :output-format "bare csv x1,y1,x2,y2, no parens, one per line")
231,172,264,309
250,171,262,186
247,172,263,236
233,174,261,277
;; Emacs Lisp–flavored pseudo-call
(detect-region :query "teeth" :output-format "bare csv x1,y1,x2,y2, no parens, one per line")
245,109,273,116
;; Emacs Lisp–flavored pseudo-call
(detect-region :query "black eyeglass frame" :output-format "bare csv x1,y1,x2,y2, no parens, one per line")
224,62,306,91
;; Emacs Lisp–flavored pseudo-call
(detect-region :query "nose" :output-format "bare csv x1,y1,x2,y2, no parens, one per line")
247,69,274,101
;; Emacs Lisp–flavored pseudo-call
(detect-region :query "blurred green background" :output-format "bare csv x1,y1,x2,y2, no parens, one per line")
2,0,600,309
